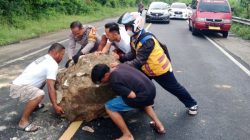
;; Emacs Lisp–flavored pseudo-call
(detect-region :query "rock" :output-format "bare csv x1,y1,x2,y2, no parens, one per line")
82,126,95,133
56,53,117,122
10,137,19,140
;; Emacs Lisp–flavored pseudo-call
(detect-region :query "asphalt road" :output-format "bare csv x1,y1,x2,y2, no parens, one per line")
0,18,250,140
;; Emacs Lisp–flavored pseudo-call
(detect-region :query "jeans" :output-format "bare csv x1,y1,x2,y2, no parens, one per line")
153,71,197,108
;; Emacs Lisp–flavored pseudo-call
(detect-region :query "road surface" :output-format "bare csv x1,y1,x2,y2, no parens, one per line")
0,17,250,140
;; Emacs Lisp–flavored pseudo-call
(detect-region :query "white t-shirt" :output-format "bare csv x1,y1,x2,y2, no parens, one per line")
105,27,131,54
13,54,58,88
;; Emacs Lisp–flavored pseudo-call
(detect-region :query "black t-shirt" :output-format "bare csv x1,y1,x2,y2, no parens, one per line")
109,64,156,108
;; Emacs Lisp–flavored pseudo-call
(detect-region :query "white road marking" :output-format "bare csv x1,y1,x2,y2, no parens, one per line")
0,39,69,68
205,35,250,76
0,26,103,68
185,19,250,76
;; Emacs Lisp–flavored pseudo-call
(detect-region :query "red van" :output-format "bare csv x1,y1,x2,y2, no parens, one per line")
188,0,232,38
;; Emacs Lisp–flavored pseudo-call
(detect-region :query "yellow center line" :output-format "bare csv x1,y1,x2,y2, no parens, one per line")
145,23,152,31
59,121,83,140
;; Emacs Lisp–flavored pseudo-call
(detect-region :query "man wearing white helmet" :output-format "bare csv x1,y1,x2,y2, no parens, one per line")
113,12,198,115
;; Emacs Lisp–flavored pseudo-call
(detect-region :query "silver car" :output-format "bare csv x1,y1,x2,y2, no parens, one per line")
146,2,170,24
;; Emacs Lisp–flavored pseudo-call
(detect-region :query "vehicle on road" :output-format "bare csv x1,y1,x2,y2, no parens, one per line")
188,0,232,38
169,2,190,19
146,2,170,24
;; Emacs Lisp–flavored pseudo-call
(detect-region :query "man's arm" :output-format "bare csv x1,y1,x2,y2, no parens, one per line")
80,41,96,54
47,79,64,114
127,91,136,99
124,39,154,69
110,78,132,97
119,48,136,62
97,34,108,51
80,27,98,54
68,35,76,60
101,42,112,54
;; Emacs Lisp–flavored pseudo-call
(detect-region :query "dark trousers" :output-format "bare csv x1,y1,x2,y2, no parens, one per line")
153,71,197,108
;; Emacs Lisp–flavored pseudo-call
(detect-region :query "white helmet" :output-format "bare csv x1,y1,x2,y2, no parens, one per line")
117,12,144,34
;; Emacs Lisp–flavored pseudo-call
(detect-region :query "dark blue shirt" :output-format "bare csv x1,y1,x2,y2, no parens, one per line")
109,64,156,108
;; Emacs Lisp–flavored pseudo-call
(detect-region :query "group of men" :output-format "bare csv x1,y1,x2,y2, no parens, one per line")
10,12,198,140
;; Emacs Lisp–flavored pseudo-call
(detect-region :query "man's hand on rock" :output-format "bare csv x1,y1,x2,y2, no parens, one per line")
95,51,104,55
53,104,64,115
112,52,120,60
65,59,73,68
72,52,83,64
110,62,119,68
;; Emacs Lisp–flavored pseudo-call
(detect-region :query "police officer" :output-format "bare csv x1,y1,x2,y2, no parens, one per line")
66,21,101,67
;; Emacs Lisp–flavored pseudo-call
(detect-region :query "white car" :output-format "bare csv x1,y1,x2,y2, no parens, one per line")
169,2,189,19
146,2,171,24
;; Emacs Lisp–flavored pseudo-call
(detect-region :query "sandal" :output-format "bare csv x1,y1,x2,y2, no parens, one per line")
150,121,166,134
33,103,44,112
18,123,39,132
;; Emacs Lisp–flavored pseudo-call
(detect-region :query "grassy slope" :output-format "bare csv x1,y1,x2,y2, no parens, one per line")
231,22,250,40
0,7,135,46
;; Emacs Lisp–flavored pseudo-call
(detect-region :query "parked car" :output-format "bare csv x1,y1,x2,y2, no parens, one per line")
188,0,232,38
169,2,189,19
146,2,170,24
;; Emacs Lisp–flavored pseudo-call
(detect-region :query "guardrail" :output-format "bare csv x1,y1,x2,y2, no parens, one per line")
232,16,250,26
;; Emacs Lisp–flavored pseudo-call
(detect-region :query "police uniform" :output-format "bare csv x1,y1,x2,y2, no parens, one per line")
67,25,100,59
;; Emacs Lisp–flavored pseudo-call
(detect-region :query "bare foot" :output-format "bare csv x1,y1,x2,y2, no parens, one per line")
116,134,134,140
150,121,166,134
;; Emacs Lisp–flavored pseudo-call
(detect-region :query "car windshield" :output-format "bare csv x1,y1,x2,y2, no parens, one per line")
150,3,168,10
171,3,187,9
199,0,230,13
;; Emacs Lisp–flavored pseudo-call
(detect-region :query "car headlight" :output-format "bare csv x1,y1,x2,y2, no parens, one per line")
223,19,231,23
196,17,206,22
164,12,169,16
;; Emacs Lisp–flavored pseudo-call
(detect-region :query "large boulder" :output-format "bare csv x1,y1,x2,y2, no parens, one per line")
56,53,117,122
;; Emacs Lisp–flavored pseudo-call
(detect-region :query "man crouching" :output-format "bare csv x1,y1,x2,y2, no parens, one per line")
91,63,165,140
10,43,65,132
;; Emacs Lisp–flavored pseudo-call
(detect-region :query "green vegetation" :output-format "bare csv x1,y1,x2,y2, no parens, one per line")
160,0,249,18
0,7,135,46
0,0,138,46
155,0,191,4
231,23,250,40
229,0,249,18
227,0,249,40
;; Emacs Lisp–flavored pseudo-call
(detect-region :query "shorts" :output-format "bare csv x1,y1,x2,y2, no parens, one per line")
105,96,135,112
9,84,45,103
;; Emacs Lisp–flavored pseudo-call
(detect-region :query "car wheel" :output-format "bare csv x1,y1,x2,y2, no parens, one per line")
166,20,170,24
192,26,199,35
188,20,192,31
222,31,228,38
